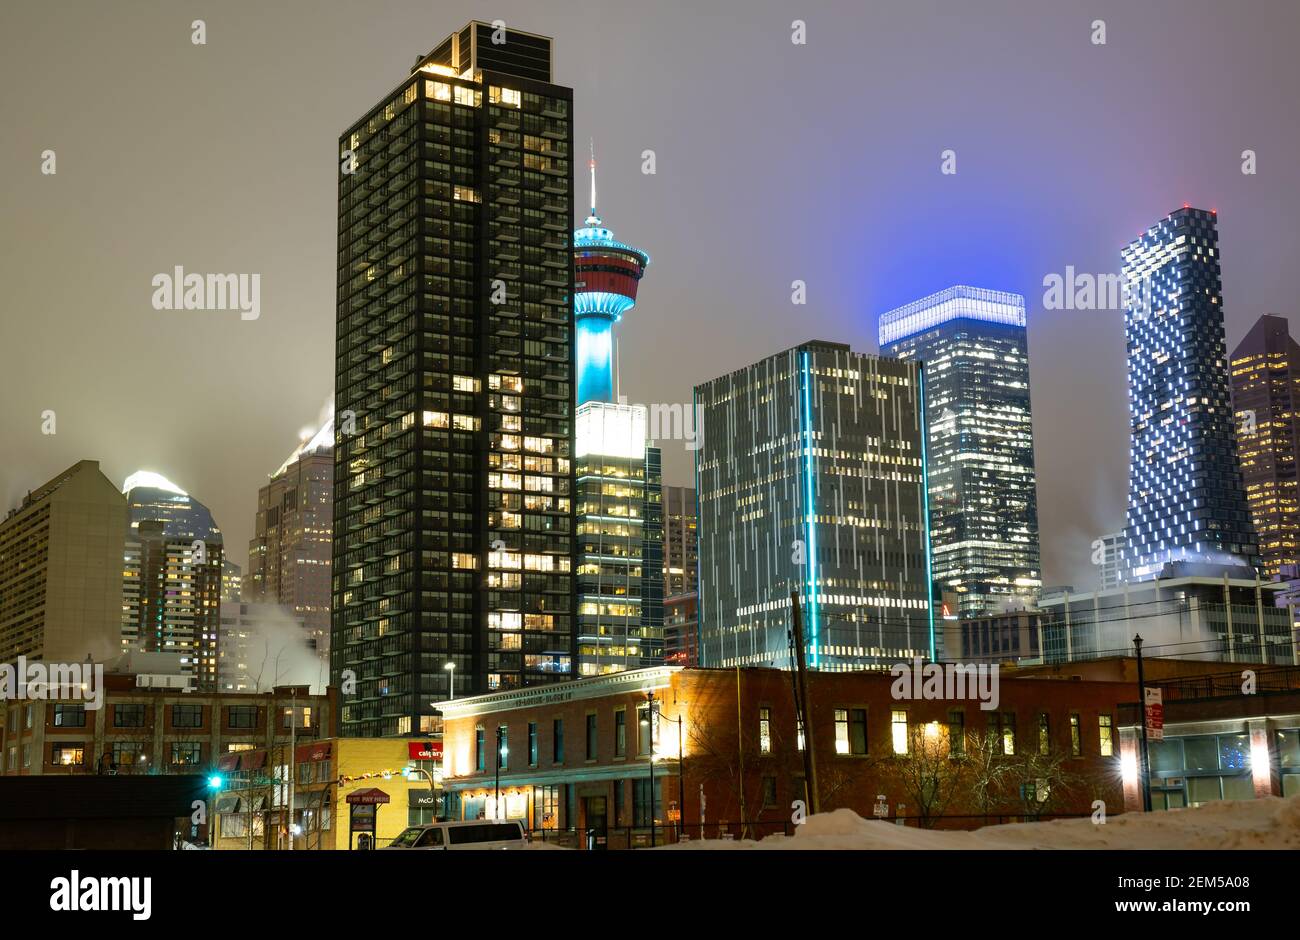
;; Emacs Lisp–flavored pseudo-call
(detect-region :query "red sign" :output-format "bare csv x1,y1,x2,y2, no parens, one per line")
408,741,443,762
345,787,391,806
1144,687,1164,741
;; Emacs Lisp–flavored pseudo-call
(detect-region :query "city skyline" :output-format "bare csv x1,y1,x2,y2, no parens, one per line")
6,1,1300,595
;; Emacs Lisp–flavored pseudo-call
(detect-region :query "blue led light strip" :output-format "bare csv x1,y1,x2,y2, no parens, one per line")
799,351,821,669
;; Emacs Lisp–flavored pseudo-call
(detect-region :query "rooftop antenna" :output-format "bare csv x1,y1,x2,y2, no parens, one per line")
587,138,599,224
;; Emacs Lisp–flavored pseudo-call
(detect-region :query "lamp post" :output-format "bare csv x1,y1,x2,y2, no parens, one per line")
643,691,658,847
494,725,507,821
444,661,456,701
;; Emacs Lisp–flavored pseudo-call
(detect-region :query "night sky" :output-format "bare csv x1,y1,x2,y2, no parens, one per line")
3,0,1298,590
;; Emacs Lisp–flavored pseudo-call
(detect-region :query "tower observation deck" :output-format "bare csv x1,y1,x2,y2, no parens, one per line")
573,147,650,405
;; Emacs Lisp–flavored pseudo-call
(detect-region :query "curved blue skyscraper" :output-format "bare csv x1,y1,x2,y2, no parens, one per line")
1122,207,1259,580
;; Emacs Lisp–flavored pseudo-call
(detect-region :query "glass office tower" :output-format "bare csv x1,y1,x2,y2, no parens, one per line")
694,341,933,670
1230,315,1300,579
879,286,1042,619
333,22,576,736
1122,207,1259,581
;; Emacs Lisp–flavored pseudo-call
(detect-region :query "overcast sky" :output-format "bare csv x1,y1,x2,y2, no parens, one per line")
3,0,1298,589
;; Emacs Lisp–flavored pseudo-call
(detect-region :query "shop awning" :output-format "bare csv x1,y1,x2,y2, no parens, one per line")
214,795,242,814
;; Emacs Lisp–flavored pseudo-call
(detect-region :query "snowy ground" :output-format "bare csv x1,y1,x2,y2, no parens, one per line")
657,797,1300,850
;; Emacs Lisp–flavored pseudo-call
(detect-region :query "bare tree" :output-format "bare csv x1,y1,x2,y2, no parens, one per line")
964,729,1014,819
879,722,967,828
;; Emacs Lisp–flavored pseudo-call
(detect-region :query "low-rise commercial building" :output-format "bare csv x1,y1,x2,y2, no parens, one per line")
440,665,1135,845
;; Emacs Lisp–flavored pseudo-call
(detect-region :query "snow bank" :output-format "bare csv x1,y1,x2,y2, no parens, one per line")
663,796,1300,850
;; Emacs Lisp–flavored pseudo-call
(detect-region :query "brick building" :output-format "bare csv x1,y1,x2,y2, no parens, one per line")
0,672,336,778
440,665,1136,844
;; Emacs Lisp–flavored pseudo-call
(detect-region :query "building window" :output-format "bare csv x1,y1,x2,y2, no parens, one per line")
637,705,657,756
834,708,850,754
796,715,805,751
113,704,146,729
173,704,203,729
111,741,145,769
1099,715,1114,757
552,718,564,764
51,743,84,766
171,743,201,766
947,709,965,756
614,709,627,758
534,784,560,829
891,709,908,755
632,777,662,827
475,726,485,772
1069,714,1082,757
759,707,772,754
53,704,86,728
586,713,597,761
282,706,311,730
528,722,538,766
762,776,777,807
987,713,1016,755
497,725,508,771
613,779,625,825
1037,713,1050,756
228,706,258,729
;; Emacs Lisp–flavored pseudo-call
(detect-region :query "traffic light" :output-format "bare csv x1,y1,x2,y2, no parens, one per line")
207,774,223,790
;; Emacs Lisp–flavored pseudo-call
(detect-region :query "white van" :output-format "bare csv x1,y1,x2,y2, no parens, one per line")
384,820,528,850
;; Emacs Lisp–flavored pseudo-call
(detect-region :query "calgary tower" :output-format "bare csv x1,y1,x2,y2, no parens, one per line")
573,144,650,405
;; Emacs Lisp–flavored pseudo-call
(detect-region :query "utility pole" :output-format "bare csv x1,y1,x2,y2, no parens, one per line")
288,688,296,850
1134,634,1153,812
734,665,747,839
790,592,820,814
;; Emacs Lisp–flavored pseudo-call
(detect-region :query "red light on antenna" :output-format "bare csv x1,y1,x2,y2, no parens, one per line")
1211,208,1217,215
1183,202,1191,209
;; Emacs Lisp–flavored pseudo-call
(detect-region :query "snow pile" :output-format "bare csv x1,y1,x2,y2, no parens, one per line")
665,797,1300,850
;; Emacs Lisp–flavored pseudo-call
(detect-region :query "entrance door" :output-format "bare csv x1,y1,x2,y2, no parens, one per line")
583,796,608,850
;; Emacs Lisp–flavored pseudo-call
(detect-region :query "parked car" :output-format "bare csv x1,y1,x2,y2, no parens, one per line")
383,820,528,850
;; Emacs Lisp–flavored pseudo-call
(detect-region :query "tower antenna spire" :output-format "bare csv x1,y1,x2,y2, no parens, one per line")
588,138,599,223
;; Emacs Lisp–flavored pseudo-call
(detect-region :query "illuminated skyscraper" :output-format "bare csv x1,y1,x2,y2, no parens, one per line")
1122,207,1259,580
695,341,933,670
248,417,333,663
571,152,658,674
880,286,1042,618
333,22,577,734
122,519,223,692
1230,314,1300,579
123,470,222,544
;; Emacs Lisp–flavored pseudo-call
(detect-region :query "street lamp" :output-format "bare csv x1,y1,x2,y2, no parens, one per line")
444,661,456,701
642,691,658,847
494,726,508,821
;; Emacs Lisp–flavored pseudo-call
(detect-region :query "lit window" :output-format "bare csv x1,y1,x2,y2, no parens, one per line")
759,707,771,754
834,709,849,754
1099,715,1114,757
426,80,451,101
891,710,908,755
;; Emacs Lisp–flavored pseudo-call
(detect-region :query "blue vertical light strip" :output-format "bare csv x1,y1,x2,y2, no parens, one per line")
799,351,821,669
918,365,936,659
